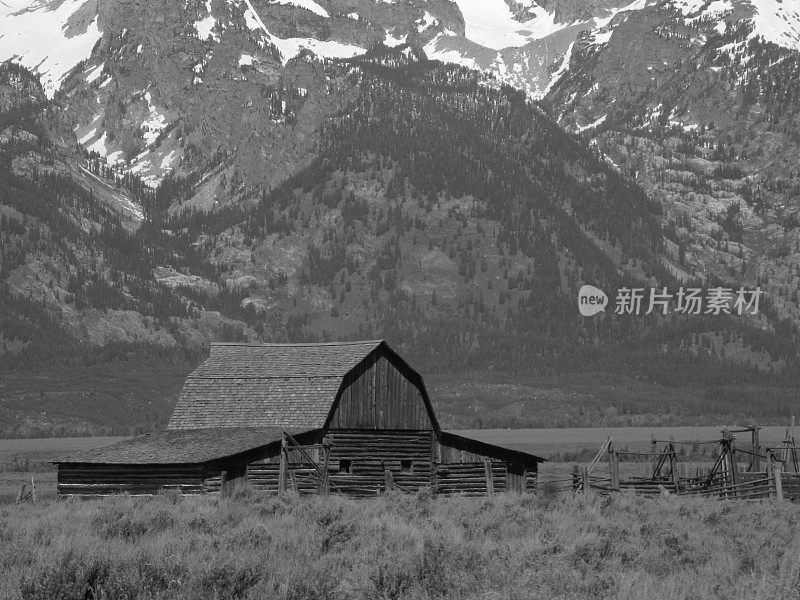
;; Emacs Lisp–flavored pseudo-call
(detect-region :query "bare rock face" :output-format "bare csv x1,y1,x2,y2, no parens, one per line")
538,0,630,23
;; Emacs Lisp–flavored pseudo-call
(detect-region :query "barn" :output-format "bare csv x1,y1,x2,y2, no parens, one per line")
56,341,544,497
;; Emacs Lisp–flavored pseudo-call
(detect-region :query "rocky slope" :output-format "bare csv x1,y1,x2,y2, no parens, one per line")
542,0,800,327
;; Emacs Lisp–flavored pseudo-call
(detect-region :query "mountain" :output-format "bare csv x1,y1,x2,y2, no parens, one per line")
542,0,800,324
2,0,800,435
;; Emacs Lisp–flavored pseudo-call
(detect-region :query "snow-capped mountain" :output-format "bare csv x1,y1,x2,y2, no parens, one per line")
4,0,799,191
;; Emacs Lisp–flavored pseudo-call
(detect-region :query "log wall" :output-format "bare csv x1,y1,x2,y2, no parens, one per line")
783,473,800,501
434,462,507,496
246,429,537,497
57,464,207,497
249,429,434,496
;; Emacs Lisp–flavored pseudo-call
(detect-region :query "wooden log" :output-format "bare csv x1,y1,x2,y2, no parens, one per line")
767,452,775,499
752,424,761,472
278,435,288,496
483,459,494,496
775,464,784,502
320,438,330,495
384,467,394,492
610,451,620,491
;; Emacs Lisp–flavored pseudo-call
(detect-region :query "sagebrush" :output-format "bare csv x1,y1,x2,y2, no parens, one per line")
0,491,798,599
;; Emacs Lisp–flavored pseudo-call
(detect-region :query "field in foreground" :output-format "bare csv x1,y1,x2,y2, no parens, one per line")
1,493,799,600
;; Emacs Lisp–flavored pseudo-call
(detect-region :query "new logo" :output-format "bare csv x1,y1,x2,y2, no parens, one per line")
578,285,608,317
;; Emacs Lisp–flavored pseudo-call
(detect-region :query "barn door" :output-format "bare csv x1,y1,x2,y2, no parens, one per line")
279,433,331,495
507,463,526,494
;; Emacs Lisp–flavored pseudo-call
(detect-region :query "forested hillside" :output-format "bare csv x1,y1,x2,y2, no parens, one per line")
2,48,800,435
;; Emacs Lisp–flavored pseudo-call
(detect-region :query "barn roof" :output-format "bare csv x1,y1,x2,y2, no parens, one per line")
54,427,297,465
167,341,387,430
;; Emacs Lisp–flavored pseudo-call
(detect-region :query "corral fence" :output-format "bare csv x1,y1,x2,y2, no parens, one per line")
551,423,800,502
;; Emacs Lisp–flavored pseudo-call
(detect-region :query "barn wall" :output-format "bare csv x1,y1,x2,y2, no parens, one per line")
57,464,206,497
328,350,433,429
434,462,508,496
435,438,538,495
248,430,435,496
245,429,537,497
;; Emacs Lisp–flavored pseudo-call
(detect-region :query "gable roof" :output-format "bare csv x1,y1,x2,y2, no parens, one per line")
191,341,384,378
168,341,389,430
55,427,294,465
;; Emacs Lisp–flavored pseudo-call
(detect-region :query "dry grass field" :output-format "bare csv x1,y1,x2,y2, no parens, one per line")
1,491,799,600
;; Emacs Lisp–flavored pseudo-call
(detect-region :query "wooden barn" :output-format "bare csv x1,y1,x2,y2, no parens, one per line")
56,341,544,498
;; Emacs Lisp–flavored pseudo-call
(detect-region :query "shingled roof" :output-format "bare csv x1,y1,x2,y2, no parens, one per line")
55,427,291,465
167,341,385,430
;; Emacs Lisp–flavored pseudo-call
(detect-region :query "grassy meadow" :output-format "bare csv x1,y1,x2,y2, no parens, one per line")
1,491,799,600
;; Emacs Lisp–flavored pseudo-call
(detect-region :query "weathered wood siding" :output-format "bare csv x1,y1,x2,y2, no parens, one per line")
434,462,507,496
437,443,503,464
435,438,538,495
524,470,538,493
328,350,433,429
248,430,434,496
57,464,206,497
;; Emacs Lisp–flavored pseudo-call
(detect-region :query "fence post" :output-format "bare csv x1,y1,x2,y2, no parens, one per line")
774,463,784,502
484,459,495,497
278,434,288,496
609,448,620,492
766,452,775,499
384,467,394,493
581,465,590,495
319,437,330,495
752,424,761,472
651,436,657,477
572,464,580,494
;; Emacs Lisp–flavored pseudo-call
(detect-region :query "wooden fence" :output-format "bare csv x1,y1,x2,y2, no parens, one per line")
559,427,800,503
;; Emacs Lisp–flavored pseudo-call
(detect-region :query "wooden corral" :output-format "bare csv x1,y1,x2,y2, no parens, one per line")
559,424,800,502
55,341,544,498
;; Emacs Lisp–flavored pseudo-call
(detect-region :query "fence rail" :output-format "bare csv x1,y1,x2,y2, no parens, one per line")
566,422,800,503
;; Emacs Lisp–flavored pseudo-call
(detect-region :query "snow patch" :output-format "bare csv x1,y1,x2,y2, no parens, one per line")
160,150,179,169
385,29,408,47
238,53,254,66
576,114,607,133
423,32,480,71
79,127,98,145
416,11,438,32
452,0,564,49
591,29,613,45
86,131,108,155
270,0,329,18
539,41,574,98
195,14,219,41
671,0,705,15
85,63,104,83
748,0,800,51
271,38,366,63
0,0,102,98
241,0,364,63
141,91,168,146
